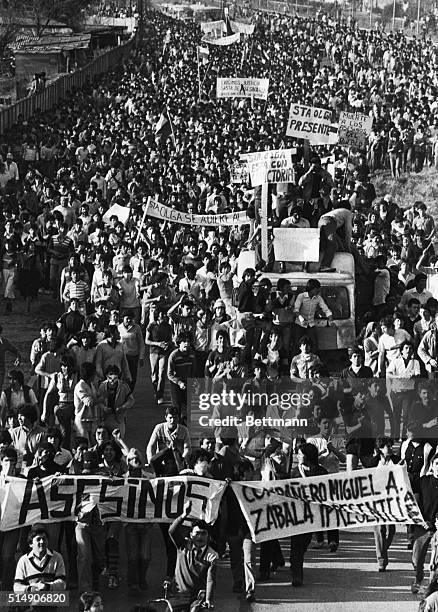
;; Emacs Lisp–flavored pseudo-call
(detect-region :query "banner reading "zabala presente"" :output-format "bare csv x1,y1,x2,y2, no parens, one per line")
231,466,423,543
0,475,226,531
145,197,251,226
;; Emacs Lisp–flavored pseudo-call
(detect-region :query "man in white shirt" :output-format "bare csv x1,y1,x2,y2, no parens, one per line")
386,341,421,439
293,279,333,349
400,274,433,314
317,206,353,272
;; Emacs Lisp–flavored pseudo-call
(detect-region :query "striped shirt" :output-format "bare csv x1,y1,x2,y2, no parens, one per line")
14,549,66,592
49,235,73,261
63,280,89,303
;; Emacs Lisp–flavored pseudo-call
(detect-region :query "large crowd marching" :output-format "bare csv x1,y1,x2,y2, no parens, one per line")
0,4,438,611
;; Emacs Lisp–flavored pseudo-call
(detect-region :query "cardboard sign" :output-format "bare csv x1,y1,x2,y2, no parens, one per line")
286,104,338,145
230,160,250,184
0,475,226,531
230,20,255,34
102,203,130,226
203,33,240,46
200,20,225,36
241,149,295,186
231,466,423,543
146,197,251,226
216,78,269,100
273,227,320,262
337,111,373,148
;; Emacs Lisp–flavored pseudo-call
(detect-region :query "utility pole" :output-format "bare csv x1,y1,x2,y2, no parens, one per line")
392,0,396,30
416,0,421,34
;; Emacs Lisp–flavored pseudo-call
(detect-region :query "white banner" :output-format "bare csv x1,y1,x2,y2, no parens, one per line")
273,228,320,262
103,203,130,226
0,475,226,531
337,111,373,148
286,104,338,145
216,77,269,100
202,33,240,46
200,20,225,36
146,197,251,226
230,20,255,34
241,149,295,186
231,466,423,543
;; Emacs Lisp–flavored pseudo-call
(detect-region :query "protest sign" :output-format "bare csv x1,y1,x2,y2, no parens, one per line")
200,20,225,37
0,475,227,531
273,228,320,262
216,78,269,100
230,160,250,184
230,20,255,34
286,104,338,145
241,149,295,186
145,197,251,226
337,111,373,148
102,203,130,226
231,466,423,543
203,33,240,46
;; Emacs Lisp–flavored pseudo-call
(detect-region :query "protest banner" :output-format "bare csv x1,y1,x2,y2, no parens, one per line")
230,20,255,34
241,149,295,187
145,197,251,226
0,475,227,531
273,228,320,262
102,203,130,226
216,78,269,100
200,20,225,37
231,465,423,543
337,111,373,148
202,33,240,46
286,104,338,145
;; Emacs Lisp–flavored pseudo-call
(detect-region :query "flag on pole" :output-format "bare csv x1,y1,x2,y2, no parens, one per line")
253,44,270,65
197,45,210,64
155,112,173,142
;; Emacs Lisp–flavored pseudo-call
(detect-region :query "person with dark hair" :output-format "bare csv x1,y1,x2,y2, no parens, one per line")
386,341,421,439
95,325,131,383
118,311,145,391
97,364,134,438
146,406,190,464
418,312,438,378
289,442,328,586
56,297,86,343
0,368,38,427
74,362,99,444
14,527,66,599
27,441,60,479
11,403,46,465
43,355,78,446
290,336,324,380
167,332,196,419
117,265,141,323
78,591,104,612
0,323,21,393
145,308,174,404
293,279,333,350
35,337,65,404
340,347,373,380
168,499,217,609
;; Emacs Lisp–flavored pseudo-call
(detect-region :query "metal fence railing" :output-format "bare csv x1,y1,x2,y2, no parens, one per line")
0,34,136,135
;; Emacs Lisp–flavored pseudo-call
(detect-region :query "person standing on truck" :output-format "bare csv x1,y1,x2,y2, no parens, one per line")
317,206,353,272
293,279,334,350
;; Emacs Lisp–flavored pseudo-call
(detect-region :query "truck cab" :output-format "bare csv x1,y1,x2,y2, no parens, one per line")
235,250,356,351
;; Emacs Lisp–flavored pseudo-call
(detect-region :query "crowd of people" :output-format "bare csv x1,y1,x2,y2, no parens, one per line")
0,3,437,611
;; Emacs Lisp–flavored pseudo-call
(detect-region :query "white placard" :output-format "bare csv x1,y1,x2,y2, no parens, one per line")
286,104,338,145
241,148,295,187
337,111,373,148
216,77,269,100
102,203,130,226
273,227,320,262
203,33,240,46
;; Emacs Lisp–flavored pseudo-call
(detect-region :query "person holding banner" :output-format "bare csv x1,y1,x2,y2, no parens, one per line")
289,442,328,587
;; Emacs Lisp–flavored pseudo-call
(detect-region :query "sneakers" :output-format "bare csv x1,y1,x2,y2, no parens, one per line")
157,398,164,405
411,580,422,594
246,591,256,603
328,542,338,553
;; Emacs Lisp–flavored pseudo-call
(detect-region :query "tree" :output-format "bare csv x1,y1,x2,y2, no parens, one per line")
27,0,93,36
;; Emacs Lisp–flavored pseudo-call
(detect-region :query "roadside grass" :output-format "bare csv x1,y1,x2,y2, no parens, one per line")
372,167,438,219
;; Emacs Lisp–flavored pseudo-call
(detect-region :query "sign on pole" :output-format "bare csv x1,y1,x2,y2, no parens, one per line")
241,149,295,187
286,104,338,145
337,111,373,148
261,183,269,263
216,78,269,100
273,228,320,262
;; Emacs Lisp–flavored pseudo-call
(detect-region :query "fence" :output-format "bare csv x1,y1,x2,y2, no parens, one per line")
0,33,137,135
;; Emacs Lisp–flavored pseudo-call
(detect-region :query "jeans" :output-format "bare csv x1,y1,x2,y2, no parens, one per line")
412,525,433,582
50,259,67,295
169,381,187,418
125,523,152,588
105,521,121,577
126,354,139,391
390,391,412,439
54,403,73,450
159,523,177,578
373,525,395,565
228,530,255,594
150,352,168,400
290,533,312,584
75,522,106,593
3,268,15,299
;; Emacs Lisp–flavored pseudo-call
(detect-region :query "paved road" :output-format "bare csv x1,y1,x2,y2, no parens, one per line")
67,361,423,612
